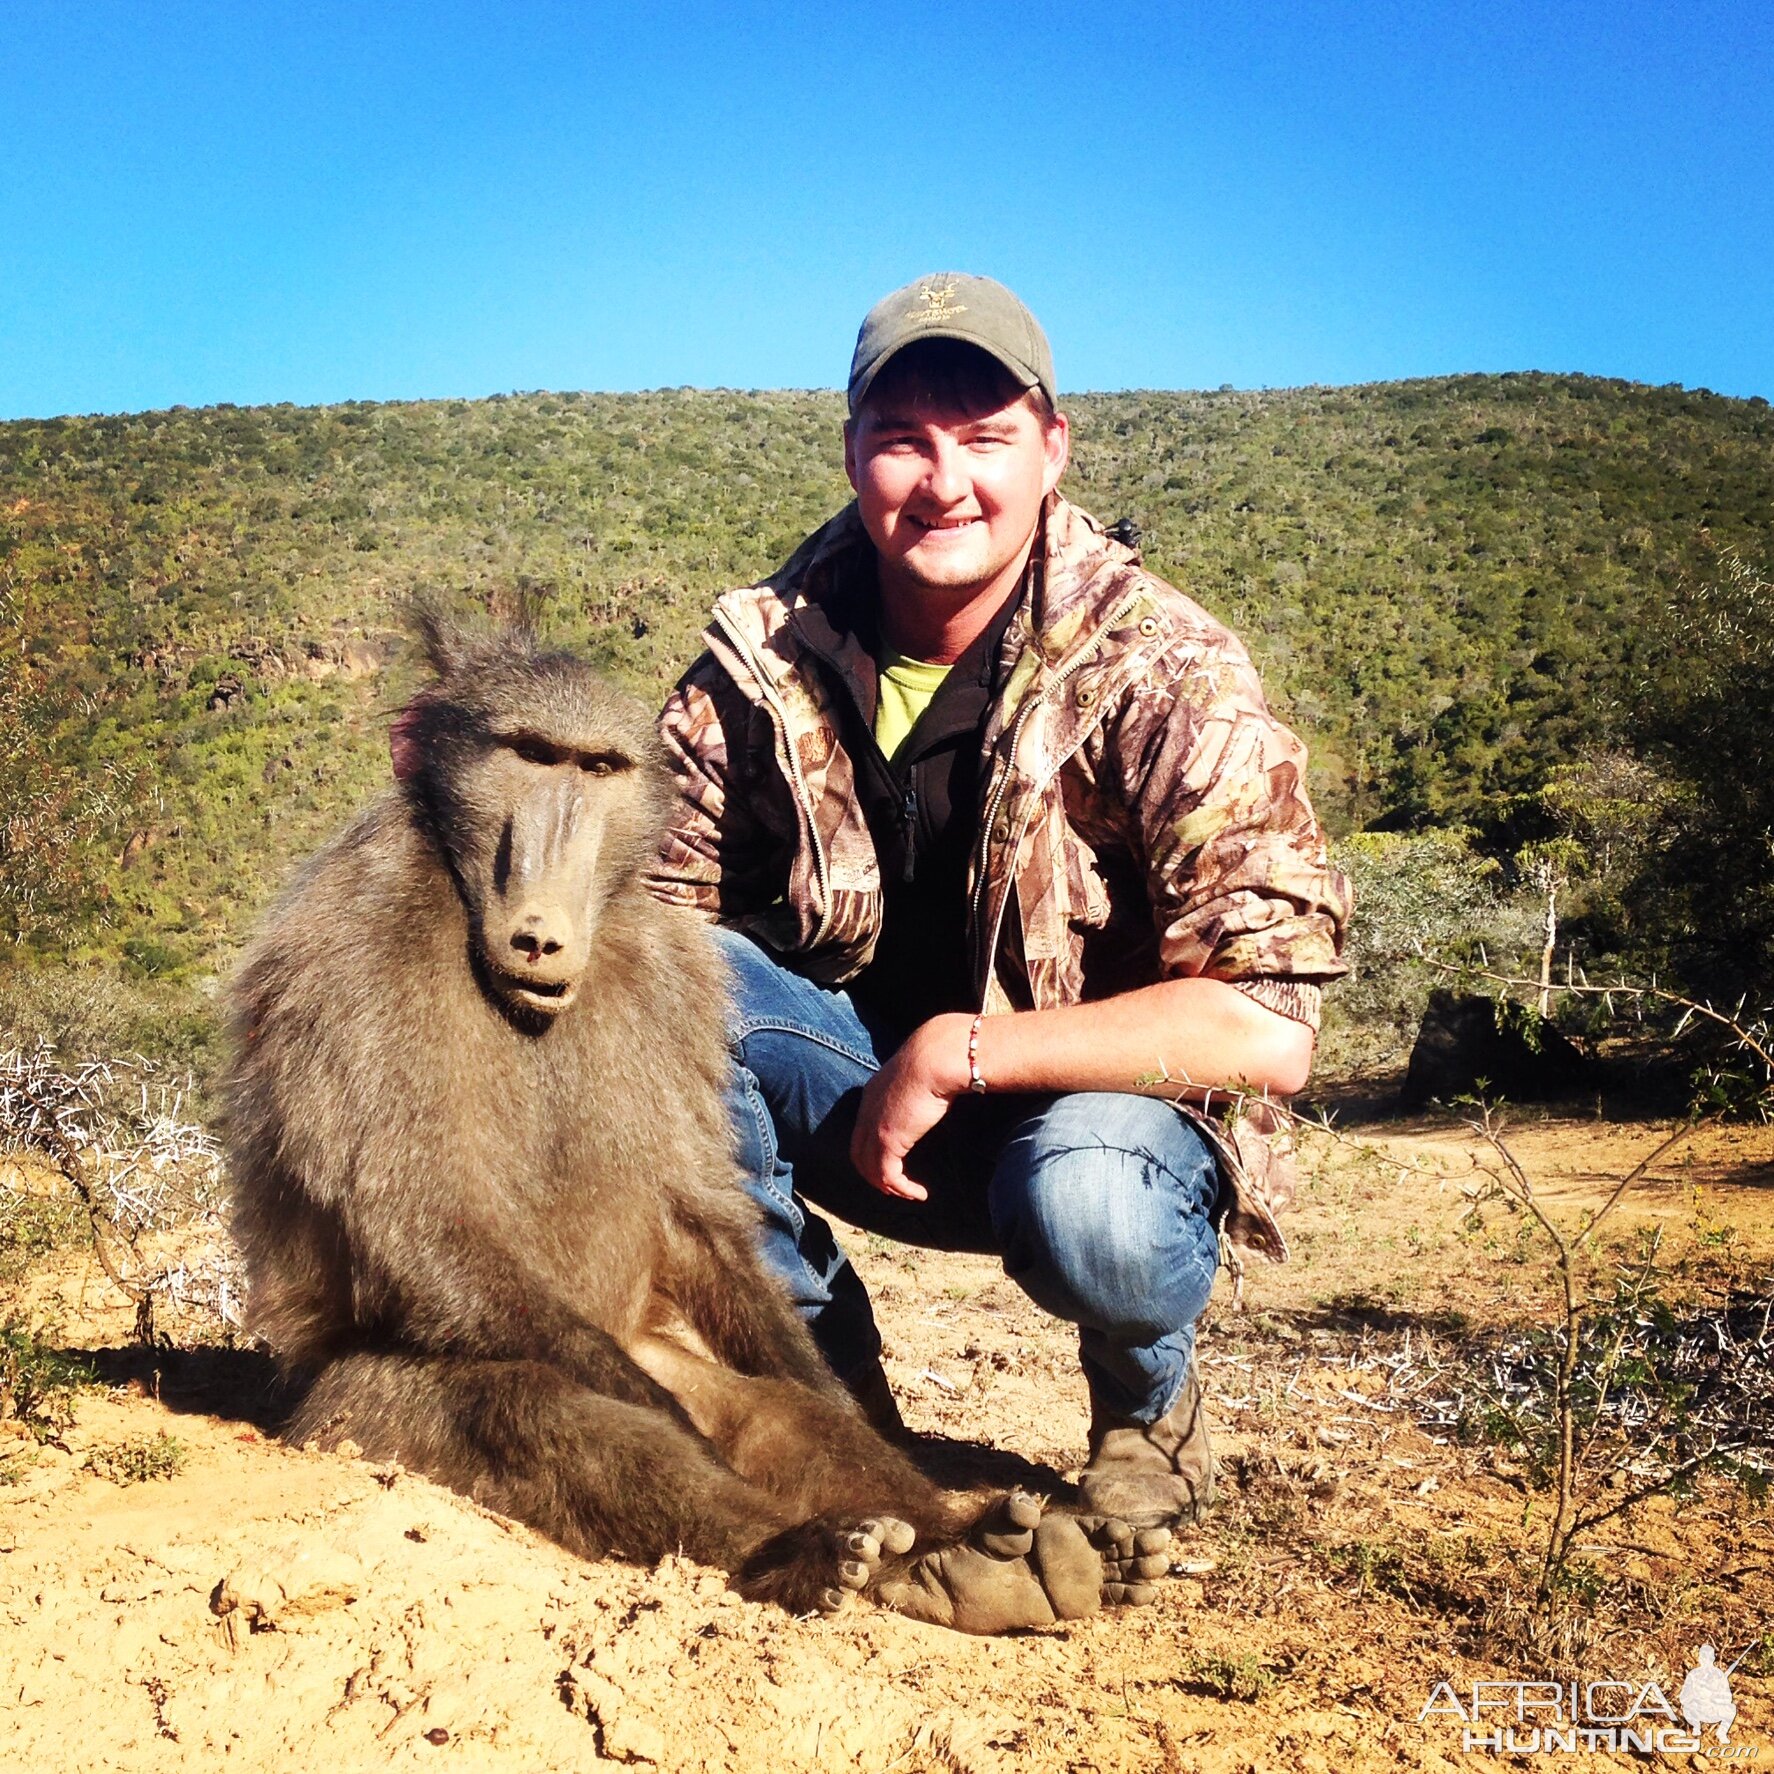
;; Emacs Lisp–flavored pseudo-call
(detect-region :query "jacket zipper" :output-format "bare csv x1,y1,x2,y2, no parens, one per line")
970,590,1149,1003
710,606,836,949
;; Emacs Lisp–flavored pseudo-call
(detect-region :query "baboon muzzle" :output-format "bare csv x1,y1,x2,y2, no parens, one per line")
481,776,603,1015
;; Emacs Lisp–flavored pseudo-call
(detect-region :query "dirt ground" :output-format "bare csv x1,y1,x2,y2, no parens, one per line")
3,1108,1770,1772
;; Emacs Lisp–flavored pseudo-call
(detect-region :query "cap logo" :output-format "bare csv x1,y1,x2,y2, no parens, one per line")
915,280,967,322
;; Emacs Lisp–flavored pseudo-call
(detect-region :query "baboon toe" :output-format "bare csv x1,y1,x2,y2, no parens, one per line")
1086,1518,1173,1600
974,1489,1042,1558
736,1513,900,1618
1102,1580,1157,1607
1029,1511,1112,1619
858,1515,916,1556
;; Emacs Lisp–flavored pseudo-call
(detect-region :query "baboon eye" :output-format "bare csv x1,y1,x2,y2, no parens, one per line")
507,735,567,768
501,733,629,775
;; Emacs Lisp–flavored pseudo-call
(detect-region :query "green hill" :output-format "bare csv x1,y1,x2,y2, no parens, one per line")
1,374,1769,1001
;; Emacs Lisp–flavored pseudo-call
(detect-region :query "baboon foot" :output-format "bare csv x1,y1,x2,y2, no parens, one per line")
736,1513,916,1617
874,1491,1137,1634
1083,1515,1174,1608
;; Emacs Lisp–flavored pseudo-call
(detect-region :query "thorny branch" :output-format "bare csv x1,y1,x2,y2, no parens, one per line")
0,1042,243,1340
1460,1096,1767,1612
1167,972,1771,1634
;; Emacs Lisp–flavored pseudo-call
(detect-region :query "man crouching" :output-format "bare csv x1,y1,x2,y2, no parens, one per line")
651,273,1352,1526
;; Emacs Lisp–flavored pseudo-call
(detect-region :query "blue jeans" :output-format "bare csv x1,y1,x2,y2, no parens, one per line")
715,928,1222,1426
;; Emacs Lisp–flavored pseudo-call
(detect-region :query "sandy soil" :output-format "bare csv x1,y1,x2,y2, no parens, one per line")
3,1110,1770,1772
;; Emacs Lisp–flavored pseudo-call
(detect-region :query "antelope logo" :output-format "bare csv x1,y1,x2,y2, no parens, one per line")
916,280,967,322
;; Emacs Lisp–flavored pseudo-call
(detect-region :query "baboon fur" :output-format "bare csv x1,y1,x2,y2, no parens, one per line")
227,616,1162,1631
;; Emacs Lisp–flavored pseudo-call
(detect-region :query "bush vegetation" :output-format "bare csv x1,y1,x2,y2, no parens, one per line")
1,375,1768,1076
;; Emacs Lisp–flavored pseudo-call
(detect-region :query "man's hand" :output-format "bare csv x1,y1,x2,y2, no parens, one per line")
850,1012,973,1201
847,981,1314,1202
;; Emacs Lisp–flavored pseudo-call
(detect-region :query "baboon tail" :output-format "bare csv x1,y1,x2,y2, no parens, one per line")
288,1351,796,1570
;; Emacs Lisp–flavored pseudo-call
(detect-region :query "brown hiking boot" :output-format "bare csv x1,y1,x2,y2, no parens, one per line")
844,1355,908,1442
1077,1365,1215,1528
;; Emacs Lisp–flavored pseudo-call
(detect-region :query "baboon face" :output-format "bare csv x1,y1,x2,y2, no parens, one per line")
403,630,667,1021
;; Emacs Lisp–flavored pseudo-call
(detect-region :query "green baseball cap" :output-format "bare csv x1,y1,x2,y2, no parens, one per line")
847,273,1056,415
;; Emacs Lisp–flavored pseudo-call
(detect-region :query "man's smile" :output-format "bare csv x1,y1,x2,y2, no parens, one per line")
844,366,1069,614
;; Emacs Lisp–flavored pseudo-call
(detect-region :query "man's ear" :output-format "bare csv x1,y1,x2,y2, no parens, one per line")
1041,410,1071,497
842,418,860,493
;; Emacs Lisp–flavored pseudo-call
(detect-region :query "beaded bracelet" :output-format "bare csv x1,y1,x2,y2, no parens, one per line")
967,1013,988,1094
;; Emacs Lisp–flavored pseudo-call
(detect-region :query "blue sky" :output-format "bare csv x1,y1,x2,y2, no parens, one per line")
2,0,1769,418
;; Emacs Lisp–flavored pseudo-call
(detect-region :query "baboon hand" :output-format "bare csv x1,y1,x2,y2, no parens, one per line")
735,1514,915,1617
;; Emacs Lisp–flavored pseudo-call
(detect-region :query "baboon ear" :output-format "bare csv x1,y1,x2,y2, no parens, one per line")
389,692,437,783
407,595,471,681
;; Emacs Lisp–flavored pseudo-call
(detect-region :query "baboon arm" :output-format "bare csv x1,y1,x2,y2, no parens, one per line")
345,1205,683,1417
670,1221,853,1403
448,1297,684,1416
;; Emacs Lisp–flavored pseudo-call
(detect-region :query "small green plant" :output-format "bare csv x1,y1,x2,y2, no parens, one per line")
84,1430,188,1485
0,1318,93,1480
1319,1538,1416,1602
1179,1651,1281,1703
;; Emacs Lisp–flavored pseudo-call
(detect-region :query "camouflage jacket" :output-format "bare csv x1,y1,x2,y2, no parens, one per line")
651,496,1352,1265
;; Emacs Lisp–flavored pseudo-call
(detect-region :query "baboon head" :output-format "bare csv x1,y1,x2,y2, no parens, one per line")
392,607,668,1021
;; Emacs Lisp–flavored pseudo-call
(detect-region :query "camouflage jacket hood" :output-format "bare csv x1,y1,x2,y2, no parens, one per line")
652,495,1352,1265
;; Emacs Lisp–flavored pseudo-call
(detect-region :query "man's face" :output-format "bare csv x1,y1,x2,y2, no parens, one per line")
844,379,1069,605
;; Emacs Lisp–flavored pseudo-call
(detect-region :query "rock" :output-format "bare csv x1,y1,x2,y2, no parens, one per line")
339,640,382,679
133,645,188,682
211,1543,365,1631
1400,990,1589,1108
206,673,245,711
118,828,159,870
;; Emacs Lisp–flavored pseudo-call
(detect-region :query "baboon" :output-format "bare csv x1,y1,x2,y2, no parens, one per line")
227,616,1170,1633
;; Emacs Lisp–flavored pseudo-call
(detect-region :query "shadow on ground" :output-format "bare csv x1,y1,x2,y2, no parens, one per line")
80,1343,290,1433
898,1432,1072,1498
1305,1048,1706,1131
66,1341,1077,1498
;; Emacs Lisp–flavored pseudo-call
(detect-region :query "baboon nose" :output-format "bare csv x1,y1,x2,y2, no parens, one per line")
510,927,564,963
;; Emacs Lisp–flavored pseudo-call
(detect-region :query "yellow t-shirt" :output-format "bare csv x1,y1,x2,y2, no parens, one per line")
874,654,951,765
